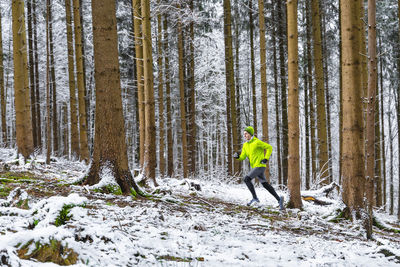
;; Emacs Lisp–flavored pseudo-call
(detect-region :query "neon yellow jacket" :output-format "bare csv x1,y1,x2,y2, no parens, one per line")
237,136,273,168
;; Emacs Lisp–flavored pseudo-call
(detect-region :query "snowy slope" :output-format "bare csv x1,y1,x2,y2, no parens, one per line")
0,148,399,266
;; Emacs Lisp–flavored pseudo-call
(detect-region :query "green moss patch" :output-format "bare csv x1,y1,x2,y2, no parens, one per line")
55,204,85,227
17,239,78,265
0,172,36,184
157,255,204,262
93,184,122,195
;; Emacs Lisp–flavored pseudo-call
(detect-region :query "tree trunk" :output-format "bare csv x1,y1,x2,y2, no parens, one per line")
72,0,89,162
178,4,189,178
48,0,58,155
249,0,257,135
258,0,269,181
287,0,302,209
12,0,34,160
65,0,79,159
278,1,288,186
223,0,239,176
271,0,282,186
132,0,145,169
340,0,365,218
142,0,157,185
311,0,329,185
0,5,6,146
379,33,386,209
46,0,51,164
365,0,377,240
157,5,165,177
86,0,140,195
304,0,311,190
27,0,37,149
188,0,196,175
163,16,174,177
32,0,42,149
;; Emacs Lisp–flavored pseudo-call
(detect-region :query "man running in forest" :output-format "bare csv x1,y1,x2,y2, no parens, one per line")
233,126,285,210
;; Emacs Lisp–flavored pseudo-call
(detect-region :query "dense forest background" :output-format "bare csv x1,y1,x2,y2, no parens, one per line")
0,0,399,228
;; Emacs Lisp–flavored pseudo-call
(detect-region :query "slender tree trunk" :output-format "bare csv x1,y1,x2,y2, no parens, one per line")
12,0,34,160
304,0,311,190
46,0,51,164
378,33,386,209
397,0,400,220
86,0,140,195
72,0,89,162
278,1,288,186
311,0,329,184
0,5,6,146
178,4,189,178
157,5,165,177
388,90,394,215
287,0,302,209
132,0,145,169
271,0,282,186
65,0,79,159
163,16,173,177
365,0,377,239
32,0,41,149
249,0,257,135
27,0,37,149
188,0,196,175
223,0,239,176
48,0,58,155
142,0,157,185
258,0,269,181
340,0,365,218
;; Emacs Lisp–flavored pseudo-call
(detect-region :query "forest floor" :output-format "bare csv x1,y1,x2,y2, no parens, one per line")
0,148,400,266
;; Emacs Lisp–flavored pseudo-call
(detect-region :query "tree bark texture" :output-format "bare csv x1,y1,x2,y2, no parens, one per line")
142,0,157,184
287,0,302,209
340,0,365,217
311,0,329,184
12,0,34,159
86,0,140,194
65,0,80,159
72,0,89,162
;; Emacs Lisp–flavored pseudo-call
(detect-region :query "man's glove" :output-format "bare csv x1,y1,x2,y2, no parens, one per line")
260,159,268,164
233,152,240,159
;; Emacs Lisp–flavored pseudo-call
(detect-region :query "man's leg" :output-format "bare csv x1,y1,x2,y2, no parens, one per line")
244,176,258,200
261,182,280,202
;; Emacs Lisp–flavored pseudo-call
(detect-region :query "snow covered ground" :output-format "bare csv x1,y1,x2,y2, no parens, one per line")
0,148,399,266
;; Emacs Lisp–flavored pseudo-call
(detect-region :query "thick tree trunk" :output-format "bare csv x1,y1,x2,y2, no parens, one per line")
72,0,89,162
340,0,365,218
287,0,302,209
12,0,34,160
86,0,140,195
